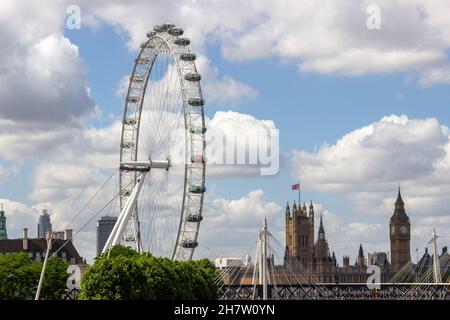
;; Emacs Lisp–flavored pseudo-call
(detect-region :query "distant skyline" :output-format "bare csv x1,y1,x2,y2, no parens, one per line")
1,1,450,263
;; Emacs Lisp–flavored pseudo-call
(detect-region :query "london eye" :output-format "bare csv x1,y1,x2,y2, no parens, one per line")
102,23,206,261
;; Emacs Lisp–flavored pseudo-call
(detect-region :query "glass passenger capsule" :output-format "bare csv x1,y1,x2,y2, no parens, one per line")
168,27,184,36
188,97,205,106
189,184,206,194
185,73,201,81
186,214,203,222
174,38,190,46
181,240,198,248
180,53,196,61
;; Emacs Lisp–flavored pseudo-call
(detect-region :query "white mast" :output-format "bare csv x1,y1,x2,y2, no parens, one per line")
428,228,442,284
262,218,268,300
35,230,53,300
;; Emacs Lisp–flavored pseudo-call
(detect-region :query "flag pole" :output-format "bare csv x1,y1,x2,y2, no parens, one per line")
298,178,301,205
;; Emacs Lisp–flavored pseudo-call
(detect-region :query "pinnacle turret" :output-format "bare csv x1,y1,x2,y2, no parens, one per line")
0,203,7,240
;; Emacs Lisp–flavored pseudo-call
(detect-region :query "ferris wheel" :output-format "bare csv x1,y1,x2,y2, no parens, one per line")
102,23,206,261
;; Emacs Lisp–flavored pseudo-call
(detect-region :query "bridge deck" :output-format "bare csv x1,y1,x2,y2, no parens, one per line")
221,283,450,300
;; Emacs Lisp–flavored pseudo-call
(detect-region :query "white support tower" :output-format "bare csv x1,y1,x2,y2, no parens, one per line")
253,218,270,300
261,218,268,300
102,171,148,254
35,231,53,300
428,228,442,284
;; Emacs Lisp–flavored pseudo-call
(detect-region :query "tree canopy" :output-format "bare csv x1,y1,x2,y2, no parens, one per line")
78,246,219,300
0,252,69,300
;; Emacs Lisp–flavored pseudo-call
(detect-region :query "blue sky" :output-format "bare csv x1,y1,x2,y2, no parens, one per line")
68,20,450,259
2,1,450,263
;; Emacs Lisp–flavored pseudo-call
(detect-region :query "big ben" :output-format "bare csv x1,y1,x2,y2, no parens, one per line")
389,187,411,273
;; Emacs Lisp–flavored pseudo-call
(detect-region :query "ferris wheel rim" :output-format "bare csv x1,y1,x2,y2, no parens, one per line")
118,24,206,261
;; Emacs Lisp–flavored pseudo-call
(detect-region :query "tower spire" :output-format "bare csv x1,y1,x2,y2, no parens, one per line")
393,185,407,218
319,213,324,228
308,200,314,218
396,185,404,205
318,213,325,238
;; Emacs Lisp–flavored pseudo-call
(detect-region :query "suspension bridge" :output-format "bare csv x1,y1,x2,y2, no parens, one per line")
215,220,450,300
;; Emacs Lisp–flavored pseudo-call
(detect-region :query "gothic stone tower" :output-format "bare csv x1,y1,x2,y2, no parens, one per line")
315,214,329,258
285,201,315,269
389,187,411,273
314,213,335,282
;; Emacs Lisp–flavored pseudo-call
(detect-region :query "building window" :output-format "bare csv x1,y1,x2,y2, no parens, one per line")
62,252,66,258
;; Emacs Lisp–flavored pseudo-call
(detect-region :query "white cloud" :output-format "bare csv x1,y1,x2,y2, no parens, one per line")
292,114,450,192
419,66,450,86
207,189,280,229
0,199,39,238
195,189,281,258
299,49,444,76
0,1,97,164
81,0,450,83
0,3,96,125
205,111,278,176
87,0,441,100
196,56,257,107
318,210,388,261
114,75,130,99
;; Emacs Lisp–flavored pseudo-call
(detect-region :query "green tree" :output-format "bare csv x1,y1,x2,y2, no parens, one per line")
0,253,69,300
41,258,71,299
78,254,148,300
106,245,139,258
79,246,220,300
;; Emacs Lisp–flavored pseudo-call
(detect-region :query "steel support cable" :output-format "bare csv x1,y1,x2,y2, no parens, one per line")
64,168,119,230
50,174,135,258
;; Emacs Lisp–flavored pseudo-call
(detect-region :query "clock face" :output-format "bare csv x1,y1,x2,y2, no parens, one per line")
391,226,395,235
400,226,408,234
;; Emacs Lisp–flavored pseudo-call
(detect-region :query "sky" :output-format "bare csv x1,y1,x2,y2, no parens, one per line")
1,0,450,264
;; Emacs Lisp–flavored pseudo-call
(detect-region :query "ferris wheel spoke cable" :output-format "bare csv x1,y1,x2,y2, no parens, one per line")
139,171,162,254
149,60,180,159
151,55,172,156
144,171,169,255
155,174,172,255
145,170,174,257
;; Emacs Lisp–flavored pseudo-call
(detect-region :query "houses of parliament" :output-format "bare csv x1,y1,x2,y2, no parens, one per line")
220,187,415,284
283,187,411,283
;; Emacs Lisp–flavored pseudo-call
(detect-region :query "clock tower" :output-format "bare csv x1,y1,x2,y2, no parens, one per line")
389,187,411,273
